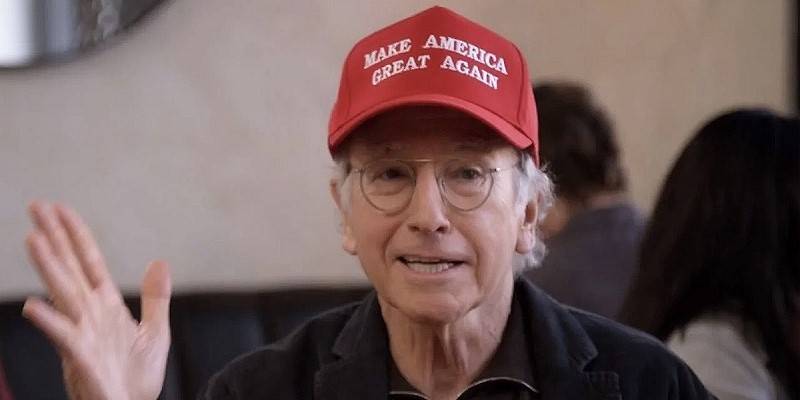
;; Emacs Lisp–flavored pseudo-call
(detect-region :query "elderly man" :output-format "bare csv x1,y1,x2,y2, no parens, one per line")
21,6,713,400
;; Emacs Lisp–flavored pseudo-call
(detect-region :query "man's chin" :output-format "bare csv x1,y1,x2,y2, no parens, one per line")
387,293,474,326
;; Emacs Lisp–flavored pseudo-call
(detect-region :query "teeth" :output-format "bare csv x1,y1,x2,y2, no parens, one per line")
404,256,448,263
404,261,455,273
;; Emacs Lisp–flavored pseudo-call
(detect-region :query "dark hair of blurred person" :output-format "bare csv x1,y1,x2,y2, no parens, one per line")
525,81,644,319
535,82,627,204
620,109,800,399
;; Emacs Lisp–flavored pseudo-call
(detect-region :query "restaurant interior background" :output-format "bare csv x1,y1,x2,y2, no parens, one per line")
0,0,795,299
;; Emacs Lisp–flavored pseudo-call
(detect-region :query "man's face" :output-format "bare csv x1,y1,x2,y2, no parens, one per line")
333,108,537,324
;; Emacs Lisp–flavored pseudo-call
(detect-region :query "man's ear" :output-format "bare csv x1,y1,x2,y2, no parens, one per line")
330,180,357,255
515,199,539,254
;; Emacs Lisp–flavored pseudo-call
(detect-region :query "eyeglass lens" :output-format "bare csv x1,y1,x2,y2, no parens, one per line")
359,159,494,212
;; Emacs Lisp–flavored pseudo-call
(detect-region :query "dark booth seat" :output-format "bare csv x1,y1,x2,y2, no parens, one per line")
0,286,369,400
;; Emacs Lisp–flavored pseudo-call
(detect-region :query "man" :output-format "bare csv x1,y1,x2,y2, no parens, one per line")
525,82,644,320
21,6,714,399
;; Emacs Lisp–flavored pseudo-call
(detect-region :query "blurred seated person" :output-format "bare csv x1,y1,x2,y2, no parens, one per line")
621,109,800,400
525,82,644,319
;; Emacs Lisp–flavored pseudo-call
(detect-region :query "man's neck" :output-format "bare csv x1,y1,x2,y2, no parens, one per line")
543,191,629,237
379,279,514,399
581,191,628,210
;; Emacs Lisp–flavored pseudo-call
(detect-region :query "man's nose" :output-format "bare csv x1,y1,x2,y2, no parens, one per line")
405,167,451,234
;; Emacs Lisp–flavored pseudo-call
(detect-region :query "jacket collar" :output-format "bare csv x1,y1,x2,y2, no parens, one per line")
314,291,390,400
515,278,621,399
314,279,621,400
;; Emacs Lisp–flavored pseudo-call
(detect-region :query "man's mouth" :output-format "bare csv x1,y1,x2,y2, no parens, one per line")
398,256,464,273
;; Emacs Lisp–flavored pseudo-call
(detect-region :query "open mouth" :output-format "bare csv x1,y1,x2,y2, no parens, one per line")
398,256,464,273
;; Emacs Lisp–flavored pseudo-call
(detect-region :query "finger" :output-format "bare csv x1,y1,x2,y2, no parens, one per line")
140,261,172,334
26,232,85,322
22,297,79,358
54,203,113,290
29,201,92,293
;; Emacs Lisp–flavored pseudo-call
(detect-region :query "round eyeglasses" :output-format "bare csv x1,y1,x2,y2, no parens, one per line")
351,158,517,213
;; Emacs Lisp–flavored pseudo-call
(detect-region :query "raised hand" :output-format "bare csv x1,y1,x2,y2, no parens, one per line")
21,201,172,400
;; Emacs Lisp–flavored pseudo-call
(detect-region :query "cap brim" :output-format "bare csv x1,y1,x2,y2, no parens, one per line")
329,94,533,152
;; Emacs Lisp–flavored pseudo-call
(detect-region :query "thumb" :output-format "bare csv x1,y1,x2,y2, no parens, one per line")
140,260,172,333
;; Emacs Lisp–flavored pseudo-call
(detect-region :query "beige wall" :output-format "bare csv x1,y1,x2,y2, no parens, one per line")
0,0,793,299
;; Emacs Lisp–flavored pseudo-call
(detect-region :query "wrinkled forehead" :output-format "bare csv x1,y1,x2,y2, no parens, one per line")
342,106,514,160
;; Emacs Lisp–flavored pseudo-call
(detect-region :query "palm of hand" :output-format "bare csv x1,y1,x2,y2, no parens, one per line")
22,202,171,400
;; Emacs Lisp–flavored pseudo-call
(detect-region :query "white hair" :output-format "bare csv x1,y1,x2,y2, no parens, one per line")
331,149,554,274
512,150,554,273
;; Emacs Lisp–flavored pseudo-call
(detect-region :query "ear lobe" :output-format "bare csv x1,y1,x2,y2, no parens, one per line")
515,223,534,253
341,225,358,255
330,180,358,255
515,201,539,254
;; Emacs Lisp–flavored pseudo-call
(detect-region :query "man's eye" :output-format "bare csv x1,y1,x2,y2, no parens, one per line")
454,167,483,180
374,167,409,181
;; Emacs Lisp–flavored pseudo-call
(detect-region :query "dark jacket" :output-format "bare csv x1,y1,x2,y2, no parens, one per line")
0,356,12,400
200,279,714,399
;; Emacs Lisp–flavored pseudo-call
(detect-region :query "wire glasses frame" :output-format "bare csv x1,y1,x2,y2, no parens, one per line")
351,158,518,213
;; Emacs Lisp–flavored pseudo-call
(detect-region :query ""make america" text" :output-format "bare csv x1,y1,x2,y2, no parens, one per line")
363,34,509,90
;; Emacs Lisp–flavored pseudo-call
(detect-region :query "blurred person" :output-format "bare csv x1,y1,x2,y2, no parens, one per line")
525,82,644,319
620,109,800,400
20,7,715,400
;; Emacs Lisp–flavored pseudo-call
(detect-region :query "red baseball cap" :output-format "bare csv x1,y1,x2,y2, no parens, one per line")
328,6,539,164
